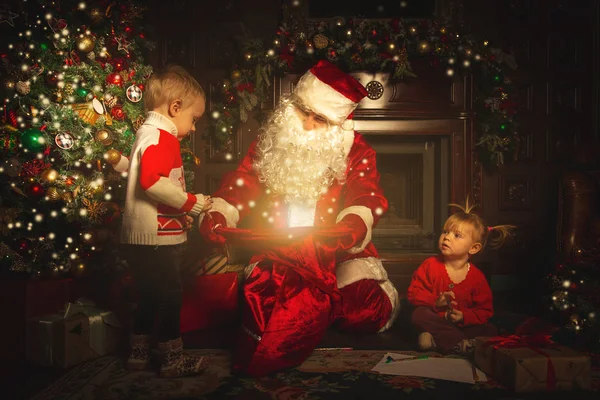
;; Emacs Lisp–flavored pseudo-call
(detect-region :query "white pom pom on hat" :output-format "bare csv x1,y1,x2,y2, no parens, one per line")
294,60,367,130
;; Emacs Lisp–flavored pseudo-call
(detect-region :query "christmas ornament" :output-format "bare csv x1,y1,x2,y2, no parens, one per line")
106,72,123,86
104,149,121,165
104,93,118,108
110,105,125,121
126,84,142,102
133,116,145,131
76,33,96,53
231,70,242,80
94,129,113,146
16,81,31,95
0,130,19,154
71,102,100,124
313,34,329,49
92,97,105,114
61,192,73,202
40,168,58,182
21,159,51,177
0,5,18,27
108,57,128,72
54,132,75,150
46,187,61,201
21,128,46,151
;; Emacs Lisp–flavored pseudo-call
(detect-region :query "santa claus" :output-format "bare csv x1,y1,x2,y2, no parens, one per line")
200,60,400,376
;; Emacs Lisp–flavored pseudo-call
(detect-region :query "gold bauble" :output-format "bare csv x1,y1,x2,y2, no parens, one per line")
104,149,121,165
76,34,96,53
46,187,61,201
61,192,73,203
313,33,329,49
40,168,59,183
95,129,113,146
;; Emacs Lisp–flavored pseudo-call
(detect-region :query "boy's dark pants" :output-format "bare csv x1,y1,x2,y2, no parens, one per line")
123,243,186,342
411,306,498,353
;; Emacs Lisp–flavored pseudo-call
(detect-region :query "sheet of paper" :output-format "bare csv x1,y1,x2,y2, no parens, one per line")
371,352,487,384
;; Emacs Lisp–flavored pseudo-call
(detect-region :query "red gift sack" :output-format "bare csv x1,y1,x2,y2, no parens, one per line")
180,249,245,333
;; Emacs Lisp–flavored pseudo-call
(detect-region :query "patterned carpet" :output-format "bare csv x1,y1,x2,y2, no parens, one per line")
30,349,599,399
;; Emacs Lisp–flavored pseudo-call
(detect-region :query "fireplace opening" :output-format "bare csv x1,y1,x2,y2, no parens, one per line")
366,134,450,253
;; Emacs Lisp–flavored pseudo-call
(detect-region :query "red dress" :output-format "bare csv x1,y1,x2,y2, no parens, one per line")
205,131,399,376
407,255,494,326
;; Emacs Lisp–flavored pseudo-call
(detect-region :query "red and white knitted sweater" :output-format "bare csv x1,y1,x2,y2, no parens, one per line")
115,111,206,246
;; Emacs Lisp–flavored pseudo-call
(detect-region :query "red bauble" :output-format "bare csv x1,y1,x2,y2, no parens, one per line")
106,72,123,86
110,105,125,121
137,84,144,91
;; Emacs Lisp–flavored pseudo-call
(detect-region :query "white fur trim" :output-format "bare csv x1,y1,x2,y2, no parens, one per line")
295,71,357,125
336,256,387,288
244,261,259,279
198,197,240,228
342,129,355,158
336,205,373,254
341,119,354,131
378,279,400,332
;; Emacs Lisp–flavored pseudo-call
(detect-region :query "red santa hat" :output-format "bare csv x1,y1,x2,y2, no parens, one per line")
294,60,368,131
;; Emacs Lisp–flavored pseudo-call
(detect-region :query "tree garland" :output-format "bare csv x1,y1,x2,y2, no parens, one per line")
206,2,521,167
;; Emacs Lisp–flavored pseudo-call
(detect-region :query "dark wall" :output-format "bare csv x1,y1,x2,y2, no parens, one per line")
146,0,597,312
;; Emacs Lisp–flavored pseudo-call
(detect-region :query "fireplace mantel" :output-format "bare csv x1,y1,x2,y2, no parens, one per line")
273,60,480,292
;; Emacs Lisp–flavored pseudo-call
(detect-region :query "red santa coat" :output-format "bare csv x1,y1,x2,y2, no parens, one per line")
205,130,400,375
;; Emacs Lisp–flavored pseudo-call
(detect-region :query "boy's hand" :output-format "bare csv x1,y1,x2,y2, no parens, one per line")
202,196,213,212
446,308,464,323
435,291,457,309
183,215,194,231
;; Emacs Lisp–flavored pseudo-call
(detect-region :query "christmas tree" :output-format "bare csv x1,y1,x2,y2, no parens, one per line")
0,0,191,278
545,248,600,354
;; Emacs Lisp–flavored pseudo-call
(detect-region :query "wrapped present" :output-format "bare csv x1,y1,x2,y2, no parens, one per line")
474,335,591,392
0,277,74,362
180,249,246,333
26,298,121,368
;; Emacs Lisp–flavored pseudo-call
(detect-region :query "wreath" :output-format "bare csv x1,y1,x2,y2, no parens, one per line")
206,2,520,168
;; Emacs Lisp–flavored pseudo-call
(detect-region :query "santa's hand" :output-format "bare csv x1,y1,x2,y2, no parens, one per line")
183,215,194,231
199,211,227,245
335,214,367,251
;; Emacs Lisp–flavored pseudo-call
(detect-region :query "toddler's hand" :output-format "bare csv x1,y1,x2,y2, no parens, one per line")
435,291,457,309
446,308,464,323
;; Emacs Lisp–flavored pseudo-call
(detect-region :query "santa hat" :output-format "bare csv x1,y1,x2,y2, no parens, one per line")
294,60,368,131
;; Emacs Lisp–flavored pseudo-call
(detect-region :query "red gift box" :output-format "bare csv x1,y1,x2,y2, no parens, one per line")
0,277,74,362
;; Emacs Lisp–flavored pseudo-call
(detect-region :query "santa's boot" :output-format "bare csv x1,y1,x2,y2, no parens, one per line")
158,337,207,378
126,334,152,371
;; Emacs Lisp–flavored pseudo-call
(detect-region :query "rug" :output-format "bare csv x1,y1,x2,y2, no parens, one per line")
31,349,599,400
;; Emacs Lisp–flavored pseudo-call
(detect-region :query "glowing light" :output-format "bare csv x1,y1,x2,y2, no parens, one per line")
328,208,334,214
249,200,256,208
236,178,244,186
375,207,384,215
34,214,43,222
562,280,571,288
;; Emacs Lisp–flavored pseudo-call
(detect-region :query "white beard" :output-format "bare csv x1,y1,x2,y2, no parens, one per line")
253,102,348,204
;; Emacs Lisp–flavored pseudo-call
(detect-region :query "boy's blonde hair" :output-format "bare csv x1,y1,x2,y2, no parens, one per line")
445,197,516,250
144,65,205,113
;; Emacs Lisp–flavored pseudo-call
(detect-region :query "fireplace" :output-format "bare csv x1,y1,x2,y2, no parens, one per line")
364,134,450,253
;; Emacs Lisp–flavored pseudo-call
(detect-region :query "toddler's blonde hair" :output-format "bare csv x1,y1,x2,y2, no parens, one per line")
445,197,516,249
144,65,205,113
